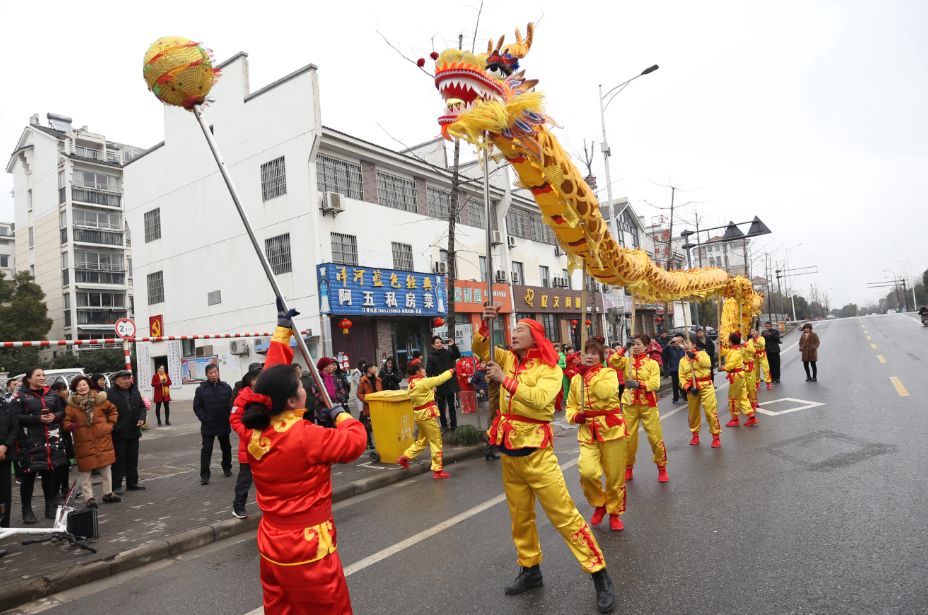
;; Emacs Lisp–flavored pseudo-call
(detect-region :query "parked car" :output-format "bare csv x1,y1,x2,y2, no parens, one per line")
668,325,718,340
887,309,897,314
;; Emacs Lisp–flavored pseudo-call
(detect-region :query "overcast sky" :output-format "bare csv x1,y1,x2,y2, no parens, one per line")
2,0,925,307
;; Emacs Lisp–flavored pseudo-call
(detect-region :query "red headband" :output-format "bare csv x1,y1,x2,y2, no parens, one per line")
517,318,558,367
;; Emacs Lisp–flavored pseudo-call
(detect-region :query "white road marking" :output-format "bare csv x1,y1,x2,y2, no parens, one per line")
242,405,688,614
756,397,826,416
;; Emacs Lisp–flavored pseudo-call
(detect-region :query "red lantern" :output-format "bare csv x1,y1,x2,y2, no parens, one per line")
338,318,353,334
570,319,579,327
585,319,592,326
433,317,445,327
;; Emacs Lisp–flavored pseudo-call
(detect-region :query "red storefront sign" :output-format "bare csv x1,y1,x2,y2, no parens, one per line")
453,280,513,313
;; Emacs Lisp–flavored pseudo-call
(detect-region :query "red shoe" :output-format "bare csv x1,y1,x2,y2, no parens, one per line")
625,467,634,482
590,506,606,526
432,470,451,479
711,435,721,448
726,418,740,428
689,434,700,446
657,466,669,483
397,456,410,469
766,383,773,391
609,514,624,531
744,415,759,427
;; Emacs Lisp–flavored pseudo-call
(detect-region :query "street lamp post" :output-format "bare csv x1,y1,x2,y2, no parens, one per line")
598,64,659,243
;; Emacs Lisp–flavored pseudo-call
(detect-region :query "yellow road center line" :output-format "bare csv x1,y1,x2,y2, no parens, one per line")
890,377,909,397
866,335,872,340
870,343,877,349
877,355,886,363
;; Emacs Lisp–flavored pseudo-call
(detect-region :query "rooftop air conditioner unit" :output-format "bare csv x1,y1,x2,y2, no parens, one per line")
320,191,344,216
229,340,249,355
490,230,503,246
506,235,517,249
433,261,447,274
494,270,508,283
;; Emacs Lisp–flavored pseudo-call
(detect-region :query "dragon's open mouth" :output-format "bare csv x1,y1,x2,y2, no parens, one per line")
435,68,505,125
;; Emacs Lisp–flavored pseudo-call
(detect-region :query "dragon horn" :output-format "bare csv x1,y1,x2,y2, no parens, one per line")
524,23,534,53
496,34,505,52
487,38,494,54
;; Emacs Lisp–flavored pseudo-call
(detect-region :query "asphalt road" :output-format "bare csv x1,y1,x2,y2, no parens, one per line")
9,315,927,615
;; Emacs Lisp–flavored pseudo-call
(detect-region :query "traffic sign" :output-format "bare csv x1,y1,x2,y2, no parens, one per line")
114,318,137,340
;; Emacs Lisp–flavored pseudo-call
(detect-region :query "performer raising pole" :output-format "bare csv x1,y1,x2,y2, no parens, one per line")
474,308,616,613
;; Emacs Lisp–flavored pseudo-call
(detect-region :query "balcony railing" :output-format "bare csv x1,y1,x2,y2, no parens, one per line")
71,187,121,208
75,270,126,285
75,261,126,272
74,145,104,161
72,228,124,246
77,310,127,325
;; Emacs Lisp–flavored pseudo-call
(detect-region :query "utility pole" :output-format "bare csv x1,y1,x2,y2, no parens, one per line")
444,32,465,341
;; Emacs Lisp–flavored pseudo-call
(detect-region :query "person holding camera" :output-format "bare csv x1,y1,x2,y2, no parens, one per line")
427,335,461,432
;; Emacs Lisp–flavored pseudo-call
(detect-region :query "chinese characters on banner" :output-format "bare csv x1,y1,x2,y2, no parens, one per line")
452,280,513,313
318,263,446,316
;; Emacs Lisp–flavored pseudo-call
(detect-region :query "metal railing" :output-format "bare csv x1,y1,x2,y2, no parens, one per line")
72,228,124,246
71,187,121,208
74,261,126,272
74,145,103,161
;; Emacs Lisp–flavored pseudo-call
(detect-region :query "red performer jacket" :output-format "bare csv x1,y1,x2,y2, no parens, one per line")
236,325,367,568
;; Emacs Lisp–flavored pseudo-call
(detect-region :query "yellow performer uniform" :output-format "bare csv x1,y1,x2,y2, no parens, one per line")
621,352,668,482
722,343,757,426
566,365,627,527
753,335,772,389
472,324,606,576
742,338,759,413
678,349,720,446
398,369,454,477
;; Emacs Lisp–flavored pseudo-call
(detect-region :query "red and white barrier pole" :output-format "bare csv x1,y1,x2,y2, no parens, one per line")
0,330,311,348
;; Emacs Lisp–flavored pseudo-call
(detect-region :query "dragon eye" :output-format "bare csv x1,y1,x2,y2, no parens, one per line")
486,64,506,79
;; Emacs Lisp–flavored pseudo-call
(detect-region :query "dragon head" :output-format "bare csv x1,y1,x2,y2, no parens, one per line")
433,23,539,142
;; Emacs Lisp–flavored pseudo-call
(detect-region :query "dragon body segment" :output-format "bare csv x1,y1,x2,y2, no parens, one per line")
431,24,760,345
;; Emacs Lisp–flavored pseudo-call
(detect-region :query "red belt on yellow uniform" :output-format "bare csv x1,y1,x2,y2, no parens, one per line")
726,368,744,384
628,387,657,408
582,408,624,442
489,413,553,449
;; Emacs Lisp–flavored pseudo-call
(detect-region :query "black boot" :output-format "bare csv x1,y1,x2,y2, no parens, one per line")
22,505,37,525
592,569,616,613
45,501,58,519
504,565,543,595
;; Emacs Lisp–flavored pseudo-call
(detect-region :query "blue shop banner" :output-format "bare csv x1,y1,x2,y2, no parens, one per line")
317,263,446,317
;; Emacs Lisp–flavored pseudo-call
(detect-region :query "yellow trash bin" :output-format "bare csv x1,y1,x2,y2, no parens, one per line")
365,390,416,464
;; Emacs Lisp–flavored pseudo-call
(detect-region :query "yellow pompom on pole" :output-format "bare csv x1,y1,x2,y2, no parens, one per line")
143,36,218,110
140,36,333,410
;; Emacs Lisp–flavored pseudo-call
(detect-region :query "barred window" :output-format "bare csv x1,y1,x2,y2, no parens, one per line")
260,156,287,201
316,154,362,199
392,242,414,271
265,233,292,274
144,208,161,242
539,265,550,288
147,271,164,305
376,171,417,212
464,195,486,228
207,290,222,305
331,232,358,265
427,186,452,220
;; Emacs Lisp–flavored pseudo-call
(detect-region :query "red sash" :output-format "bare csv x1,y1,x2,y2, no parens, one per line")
489,413,553,450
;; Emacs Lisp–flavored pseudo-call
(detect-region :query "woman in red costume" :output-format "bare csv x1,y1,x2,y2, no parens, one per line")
235,305,367,614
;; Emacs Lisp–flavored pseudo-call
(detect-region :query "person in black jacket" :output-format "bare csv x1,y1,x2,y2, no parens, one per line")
107,370,147,494
427,336,461,431
193,364,233,485
12,368,69,522
0,395,18,528
696,329,716,380
379,357,401,391
761,322,782,382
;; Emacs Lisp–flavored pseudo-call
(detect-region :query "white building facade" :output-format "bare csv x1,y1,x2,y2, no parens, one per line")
5,113,142,347
124,52,603,400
